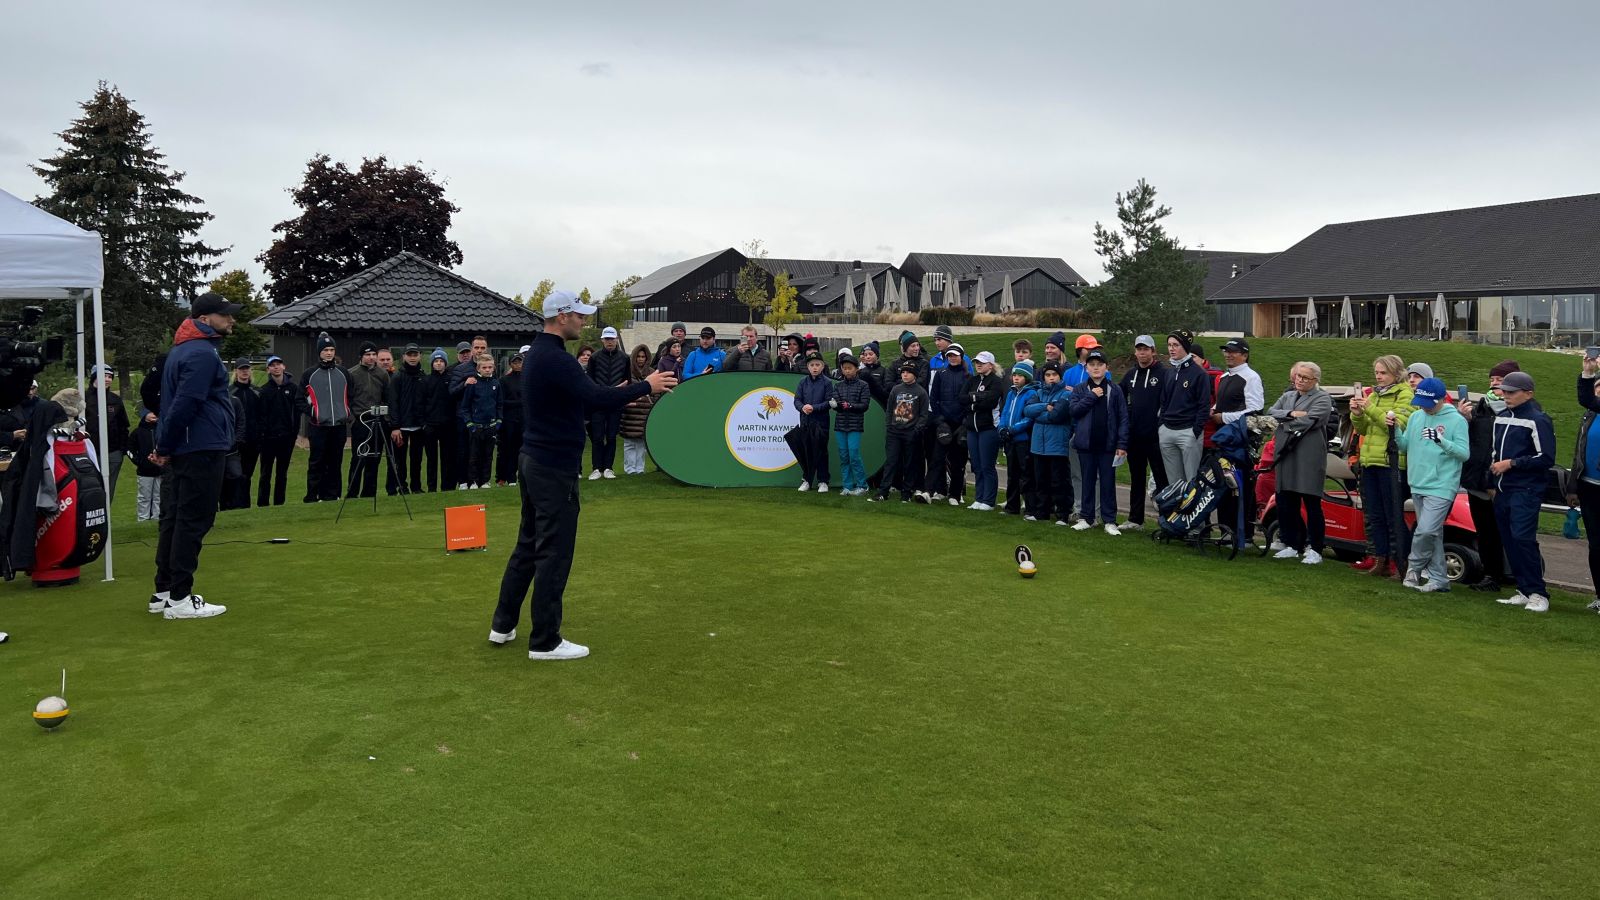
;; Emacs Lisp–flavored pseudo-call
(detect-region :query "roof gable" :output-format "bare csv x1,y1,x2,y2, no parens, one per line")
627,248,739,301
253,252,541,333
899,252,1087,295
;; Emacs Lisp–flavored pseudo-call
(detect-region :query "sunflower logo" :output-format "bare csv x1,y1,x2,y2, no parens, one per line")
757,394,784,420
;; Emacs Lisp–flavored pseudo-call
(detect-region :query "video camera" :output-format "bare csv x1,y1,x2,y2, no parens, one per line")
0,306,64,409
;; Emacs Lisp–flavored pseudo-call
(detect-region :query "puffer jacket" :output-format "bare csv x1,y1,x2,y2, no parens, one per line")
1350,382,1415,468
997,384,1037,444
1024,381,1073,456
619,368,655,441
795,373,833,428
927,365,965,425
587,347,629,388
1491,399,1555,493
960,370,1004,433
832,375,872,433
1569,374,1600,496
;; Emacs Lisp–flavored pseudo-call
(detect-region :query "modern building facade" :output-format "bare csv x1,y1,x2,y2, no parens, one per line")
1207,193,1600,345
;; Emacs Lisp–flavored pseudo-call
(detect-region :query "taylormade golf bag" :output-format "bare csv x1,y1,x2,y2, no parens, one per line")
32,435,108,586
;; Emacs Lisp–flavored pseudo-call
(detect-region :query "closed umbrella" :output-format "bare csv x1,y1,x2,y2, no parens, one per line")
1000,276,1016,313
1431,292,1449,341
883,273,898,311
1340,296,1354,338
920,273,933,311
863,272,879,315
843,274,855,315
947,273,961,308
1304,297,1318,336
972,274,986,313
1384,294,1400,339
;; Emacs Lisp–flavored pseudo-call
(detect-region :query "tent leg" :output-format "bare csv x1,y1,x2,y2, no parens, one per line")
92,288,113,583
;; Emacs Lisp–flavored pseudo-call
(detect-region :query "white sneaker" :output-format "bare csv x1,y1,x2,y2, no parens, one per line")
529,639,589,660
797,481,811,492
457,483,468,490
931,493,946,502
1524,594,1550,613
1586,598,1600,611
1273,547,1300,559
588,469,602,481
469,483,479,490
1412,581,1450,593
1496,592,1529,606
1024,515,1038,522
1118,521,1144,531
163,594,226,619
1302,550,1324,565
948,497,960,506
1104,523,1120,536
1055,519,1070,526
148,591,170,614
970,502,993,511
1268,540,1286,552
913,492,930,504
817,483,829,493
1072,520,1092,531
488,628,517,644
1402,569,1422,588
479,483,492,489
603,469,616,479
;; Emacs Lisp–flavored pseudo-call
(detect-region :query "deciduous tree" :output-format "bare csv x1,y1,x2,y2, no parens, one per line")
207,269,270,360
765,271,799,336
735,238,771,324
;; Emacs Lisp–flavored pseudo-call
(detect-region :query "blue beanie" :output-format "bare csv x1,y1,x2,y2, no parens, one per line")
862,340,880,356
899,330,917,349
1012,359,1035,383
1047,331,1067,349
431,347,447,362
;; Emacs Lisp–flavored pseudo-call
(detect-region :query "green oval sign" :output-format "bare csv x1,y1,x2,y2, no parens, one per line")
646,372,886,487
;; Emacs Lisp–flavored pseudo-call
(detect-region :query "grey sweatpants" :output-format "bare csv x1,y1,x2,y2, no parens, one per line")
1407,493,1453,585
1158,425,1202,485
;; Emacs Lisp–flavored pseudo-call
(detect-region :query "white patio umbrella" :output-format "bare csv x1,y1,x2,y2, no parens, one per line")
882,273,897,311
863,272,878,314
1303,297,1318,336
972,274,986,313
920,273,933,311
1431,292,1449,341
1339,296,1355,338
1384,294,1400,339
999,276,1016,313
843,274,855,315
946,273,961,308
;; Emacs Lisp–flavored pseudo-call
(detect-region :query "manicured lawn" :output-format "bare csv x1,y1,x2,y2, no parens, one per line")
4,459,1600,898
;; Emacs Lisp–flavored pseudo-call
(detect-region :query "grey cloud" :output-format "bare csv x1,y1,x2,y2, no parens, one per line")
579,62,612,77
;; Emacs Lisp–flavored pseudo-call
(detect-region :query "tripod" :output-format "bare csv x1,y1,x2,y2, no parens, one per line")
337,407,414,522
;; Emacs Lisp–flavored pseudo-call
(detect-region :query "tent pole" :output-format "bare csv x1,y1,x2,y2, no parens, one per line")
75,294,85,398
92,288,113,582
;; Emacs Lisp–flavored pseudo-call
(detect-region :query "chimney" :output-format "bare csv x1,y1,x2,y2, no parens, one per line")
852,259,862,271
975,264,983,276
1230,263,1239,279
832,263,839,275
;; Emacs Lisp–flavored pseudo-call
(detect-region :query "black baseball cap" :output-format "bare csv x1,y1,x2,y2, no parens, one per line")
456,341,472,353
1085,348,1108,363
1220,338,1250,354
233,357,252,369
700,327,716,338
404,342,420,353
191,292,243,317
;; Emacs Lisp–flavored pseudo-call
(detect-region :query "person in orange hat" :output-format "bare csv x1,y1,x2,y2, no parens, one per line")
1063,334,1100,388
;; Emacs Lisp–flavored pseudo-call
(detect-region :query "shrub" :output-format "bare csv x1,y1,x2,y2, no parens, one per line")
1033,307,1094,329
918,306,975,327
874,311,919,325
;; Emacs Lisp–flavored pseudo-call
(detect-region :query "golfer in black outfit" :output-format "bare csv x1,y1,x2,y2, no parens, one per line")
489,291,677,660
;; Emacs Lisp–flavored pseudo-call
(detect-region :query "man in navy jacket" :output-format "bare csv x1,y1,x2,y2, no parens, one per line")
1489,371,1557,612
489,291,677,661
149,293,238,620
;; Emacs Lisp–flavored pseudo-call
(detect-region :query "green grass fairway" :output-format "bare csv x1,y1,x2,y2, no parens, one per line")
4,464,1600,898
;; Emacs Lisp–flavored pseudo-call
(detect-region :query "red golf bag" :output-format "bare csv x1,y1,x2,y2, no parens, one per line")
32,437,109,587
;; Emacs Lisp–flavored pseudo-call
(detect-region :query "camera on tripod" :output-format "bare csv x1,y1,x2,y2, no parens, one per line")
362,405,390,419
0,305,65,408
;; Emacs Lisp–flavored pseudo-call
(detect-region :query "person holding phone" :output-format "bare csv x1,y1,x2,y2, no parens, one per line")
1347,355,1414,577
682,327,725,380
1568,352,1600,614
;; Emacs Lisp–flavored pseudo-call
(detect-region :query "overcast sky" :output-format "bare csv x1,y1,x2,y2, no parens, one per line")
4,0,1596,297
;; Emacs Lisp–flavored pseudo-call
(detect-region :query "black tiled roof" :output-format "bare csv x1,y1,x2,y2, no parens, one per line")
1209,193,1600,303
755,258,893,280
899,252,1088,295
796,265,900,308
627,248,735,301
253,252,540,334
1185,250,1281,299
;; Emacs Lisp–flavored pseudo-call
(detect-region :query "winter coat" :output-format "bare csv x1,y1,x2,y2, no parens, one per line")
347,363,389,417
890,354,930,389
1268,387,1333,495
1159,355,1213,435
1460,394,1503,495
723,344,773,372
84,387,131,453
499,368,525,423
1069,377,1130,453
0,397,39,451
1394,403,1469,499
927,365,965,425
794,373,833,428
386,363,427,429
302,362,352,427
257,373,306,438
960,371,1004,433
683,345,725,379
655,354,683,380
620,366,655,441
859,362,891,407
885,381,928,435
997,384,1037,444
1350,382,1415,469
130,419,164,477
1024,381,1073,456
1120,363,1165,437
459,376,502,428
448,359,476,401
1491,399,1555,493
422,369,456,428
1570,375,1600,495
832,375,872,433
230,380,262,444
587,347,629,389
155,318,235,456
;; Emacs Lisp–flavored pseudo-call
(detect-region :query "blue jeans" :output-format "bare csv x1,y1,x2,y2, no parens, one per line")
834,430,865,492
967,429,1000,505
1077,450,1117,524
1360,466,1411,560
1406,493,1452,587
1493,489,1546,597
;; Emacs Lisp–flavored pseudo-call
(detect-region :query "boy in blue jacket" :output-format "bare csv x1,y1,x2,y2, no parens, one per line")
1069,348,1129,534
1489,371,1556,612
1024,361,1075,525
998,360,1038,516
791,351,834,492
458,354,502,489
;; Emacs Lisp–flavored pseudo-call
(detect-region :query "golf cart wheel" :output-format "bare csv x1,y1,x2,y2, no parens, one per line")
1443,543,1482,584
1258,520,1280,557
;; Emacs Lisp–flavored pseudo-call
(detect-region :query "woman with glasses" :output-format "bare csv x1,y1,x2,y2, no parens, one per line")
1268,362,1334,565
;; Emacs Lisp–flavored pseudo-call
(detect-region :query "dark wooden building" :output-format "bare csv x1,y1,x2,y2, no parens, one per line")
628,248,904,322
896,252,1087,312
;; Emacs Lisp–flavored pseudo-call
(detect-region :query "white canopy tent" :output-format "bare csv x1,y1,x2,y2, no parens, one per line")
0,187,113,582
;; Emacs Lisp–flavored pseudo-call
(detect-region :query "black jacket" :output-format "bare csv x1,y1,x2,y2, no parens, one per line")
386,363,427,429
422,369,456,428
832,376,872,433
85,387,132,453
891,354,930,389
500,368,525,423
1120,363,1166,437
961,371,1005,433
130,420,164,477
587,347,629,389
723,345,773,372
230,381,262,444
1159,356,1213,434
1461,395,1502,494
0,397,39,451
257,374,305,439
859,362,891,407
927,365,965,425
521,331,651,472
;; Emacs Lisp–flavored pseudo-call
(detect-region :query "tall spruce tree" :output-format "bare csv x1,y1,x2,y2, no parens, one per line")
258,154,462,305
1077,179,1207,347
32,82,225,381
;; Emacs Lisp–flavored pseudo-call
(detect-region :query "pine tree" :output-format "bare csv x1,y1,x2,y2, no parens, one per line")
1077,179,1207,347
32,82,225,380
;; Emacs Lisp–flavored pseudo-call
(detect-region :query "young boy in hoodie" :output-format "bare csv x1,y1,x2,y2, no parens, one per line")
458,353,502,489
130,412,165,521
831,352,872,495
792,351,833,492
998,359,1037,516
871,362,929,503
1391,378,1469,592
1024,361,1075,524
1488,371,1556,612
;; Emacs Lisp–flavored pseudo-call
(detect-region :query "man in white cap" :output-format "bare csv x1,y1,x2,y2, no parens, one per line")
84,362,130,501
490,290,677,660
585,325,628,479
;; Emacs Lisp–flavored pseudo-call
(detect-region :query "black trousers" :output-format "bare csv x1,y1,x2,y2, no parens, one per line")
349,419,381,498
1576,481,1600,600
1032,453,1073,522
224,442,259,509
154,450,225,601
384,439,402,495
497,420,524,483
256,434,294,506
493,457,581,652
467,428,496,485
1277,489,1325,552
590,410,621,472
1003,440,1033,514
878,431,921,499
306,423,346,501
396,430,424,494
422,424,455,491
924,424,967,500
1468,492,1508,583
453,422,470,487
1125,432,1166,524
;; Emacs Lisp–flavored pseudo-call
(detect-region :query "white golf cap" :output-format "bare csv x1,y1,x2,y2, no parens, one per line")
542,289,597,318
601,326,619,339
518,344,531,354
974,351,996,365
1134,334,1156,348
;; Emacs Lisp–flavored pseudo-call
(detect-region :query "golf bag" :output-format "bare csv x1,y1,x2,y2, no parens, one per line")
32,436,108,586
1155,453,1244,541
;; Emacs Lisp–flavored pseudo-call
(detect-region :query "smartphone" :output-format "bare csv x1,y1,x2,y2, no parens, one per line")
1586,346,1600,359
1458,383,1469,402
